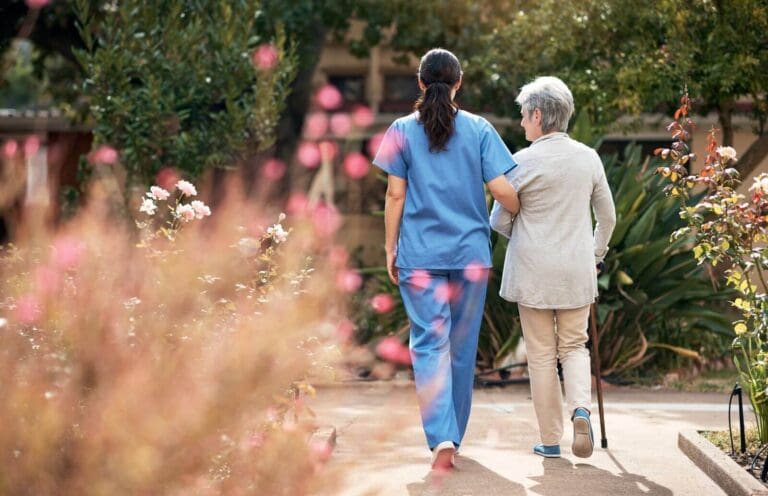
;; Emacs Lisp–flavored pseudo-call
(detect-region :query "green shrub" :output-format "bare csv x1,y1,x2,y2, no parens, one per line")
73,0,297,187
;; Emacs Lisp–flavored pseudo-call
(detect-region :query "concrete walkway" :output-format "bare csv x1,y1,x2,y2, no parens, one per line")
309,382,736,495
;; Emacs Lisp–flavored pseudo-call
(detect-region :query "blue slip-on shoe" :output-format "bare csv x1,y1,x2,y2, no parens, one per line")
571,407,594,458
533,443,561,458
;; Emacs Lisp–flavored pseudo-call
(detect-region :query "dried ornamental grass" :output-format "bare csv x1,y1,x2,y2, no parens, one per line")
0,180,347,495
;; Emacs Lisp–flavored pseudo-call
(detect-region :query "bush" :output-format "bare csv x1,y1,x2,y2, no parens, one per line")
73,0,297,187
0,177,344,494
657,93,768,443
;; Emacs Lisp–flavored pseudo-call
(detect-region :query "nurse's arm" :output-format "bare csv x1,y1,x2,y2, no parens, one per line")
490,199,514,238
487,175,520,215
384,174,407,284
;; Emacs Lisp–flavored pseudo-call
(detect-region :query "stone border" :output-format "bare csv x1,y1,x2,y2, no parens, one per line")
679,429,768,496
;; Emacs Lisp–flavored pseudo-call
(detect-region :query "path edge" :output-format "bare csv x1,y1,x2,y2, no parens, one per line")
679,429,768,496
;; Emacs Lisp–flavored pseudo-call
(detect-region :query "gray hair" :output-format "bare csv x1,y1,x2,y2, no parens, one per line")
515,76,574,133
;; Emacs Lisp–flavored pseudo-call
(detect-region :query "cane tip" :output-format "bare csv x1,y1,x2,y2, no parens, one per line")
601,439,608,449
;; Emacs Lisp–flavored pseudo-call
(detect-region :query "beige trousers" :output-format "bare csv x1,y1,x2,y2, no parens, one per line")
518,304,592,446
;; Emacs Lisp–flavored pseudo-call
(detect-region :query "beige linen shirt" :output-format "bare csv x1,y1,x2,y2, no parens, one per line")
490,132,616,309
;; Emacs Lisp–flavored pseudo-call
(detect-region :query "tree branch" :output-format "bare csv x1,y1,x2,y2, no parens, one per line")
736,133,768,180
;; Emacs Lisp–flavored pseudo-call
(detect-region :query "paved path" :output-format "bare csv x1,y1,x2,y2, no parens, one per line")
309,382,735,495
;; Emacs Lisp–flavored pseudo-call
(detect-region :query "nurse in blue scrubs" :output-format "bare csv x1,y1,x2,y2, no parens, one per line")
373,48,520,470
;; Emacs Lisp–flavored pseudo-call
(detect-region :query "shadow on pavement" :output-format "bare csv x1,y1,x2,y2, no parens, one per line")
407,457,526,496
528,455,673,496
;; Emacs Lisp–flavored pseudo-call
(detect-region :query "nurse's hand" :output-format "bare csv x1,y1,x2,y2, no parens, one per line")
387,252,399,285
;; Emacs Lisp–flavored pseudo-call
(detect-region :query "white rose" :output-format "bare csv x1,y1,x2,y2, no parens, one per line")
716,146,737,162
139,198,157,215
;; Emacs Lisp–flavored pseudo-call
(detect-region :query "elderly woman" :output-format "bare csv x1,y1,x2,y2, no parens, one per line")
490,76,616,459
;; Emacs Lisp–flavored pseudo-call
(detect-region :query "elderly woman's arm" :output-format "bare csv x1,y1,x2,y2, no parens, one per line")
592,165,617,263
489,199,514,238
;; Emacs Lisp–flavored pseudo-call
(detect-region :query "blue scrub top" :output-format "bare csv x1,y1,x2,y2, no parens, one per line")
373,110,516,269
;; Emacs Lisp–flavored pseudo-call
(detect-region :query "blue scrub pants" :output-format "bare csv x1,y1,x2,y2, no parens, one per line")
398,268,488,450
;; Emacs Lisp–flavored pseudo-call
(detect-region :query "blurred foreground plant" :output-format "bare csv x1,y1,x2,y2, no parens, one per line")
657,93,768,441
0,179,345,494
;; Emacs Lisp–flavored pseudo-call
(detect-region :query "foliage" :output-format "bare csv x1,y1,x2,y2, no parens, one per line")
657,93,768,443
0,174,345,493
353,138,734,377
595,144,734,376
72,0,297,187
467,0,768,134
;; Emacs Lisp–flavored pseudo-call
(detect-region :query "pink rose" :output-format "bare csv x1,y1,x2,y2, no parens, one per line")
315,84,343,111
176,204,196,222
175,180,197,196
150,186,170,201
88,145,119,165
370,293,395,314
252,44,279,70
376,336,411,365
190,200,211,219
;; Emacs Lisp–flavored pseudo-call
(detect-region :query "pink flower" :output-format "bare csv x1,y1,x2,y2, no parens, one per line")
315,84,343,111
261,159,286,181
328,245,349,268
176,204,196,222
88,145,119,165
371,293,395,314
286,192,309,215
352,105,374,128
336,319,355,342
318,140,338,162
14,295,42,325
25,0,50,8
24,136,40,158
2,140,18,158
409,270,432,291
330,113,352,137
304,112,329,140
368,129,403,163
367,132,385,159
376,336,411,365
312,203,342,237
149,186,170,201
464,262,490,282
51,236,83,269
175,180,197,196
435,282,461,304
297,142,321,168
190,200,211,219
343,152,370,180
156,168,180,190
432,317,447,336
336,270,362,292
252,43,279,70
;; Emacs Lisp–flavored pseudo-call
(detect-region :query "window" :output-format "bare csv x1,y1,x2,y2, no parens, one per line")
327,75,366,108
382,74,419,112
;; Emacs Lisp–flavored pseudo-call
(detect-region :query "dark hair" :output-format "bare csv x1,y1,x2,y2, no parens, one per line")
415,48,462,152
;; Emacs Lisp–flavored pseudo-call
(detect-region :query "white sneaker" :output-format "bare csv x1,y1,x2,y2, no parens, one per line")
431,441,456,470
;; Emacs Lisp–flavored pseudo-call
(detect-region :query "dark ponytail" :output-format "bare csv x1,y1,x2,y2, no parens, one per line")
415,48,462,153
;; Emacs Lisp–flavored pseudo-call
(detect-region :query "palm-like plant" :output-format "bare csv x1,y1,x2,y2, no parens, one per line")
356,140,734,377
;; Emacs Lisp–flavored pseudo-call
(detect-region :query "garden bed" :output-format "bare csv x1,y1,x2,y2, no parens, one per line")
679,429,768,496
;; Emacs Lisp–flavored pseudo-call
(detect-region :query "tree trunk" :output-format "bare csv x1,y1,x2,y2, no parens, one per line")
736,133,768,180
274,24,328,197
718,101,734,147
